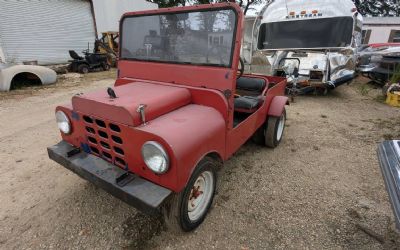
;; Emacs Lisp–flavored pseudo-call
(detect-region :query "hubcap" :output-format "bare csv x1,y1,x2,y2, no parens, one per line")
187,171,214,221
276,112,285,141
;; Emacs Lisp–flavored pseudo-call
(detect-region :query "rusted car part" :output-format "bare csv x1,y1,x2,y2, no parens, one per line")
0,64,57,91
365,54,400,85
377,140,400,230
48,3,288,232
357,44,400,81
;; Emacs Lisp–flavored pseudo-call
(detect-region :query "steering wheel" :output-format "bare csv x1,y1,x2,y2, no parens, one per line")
237,57,244,79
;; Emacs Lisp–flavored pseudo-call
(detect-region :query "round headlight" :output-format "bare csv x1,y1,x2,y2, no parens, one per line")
56,111,71,134
141,141,169,174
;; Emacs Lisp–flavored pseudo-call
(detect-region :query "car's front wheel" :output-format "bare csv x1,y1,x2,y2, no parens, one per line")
162,157,217,232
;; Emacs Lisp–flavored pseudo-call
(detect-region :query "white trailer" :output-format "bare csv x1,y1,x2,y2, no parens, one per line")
246,0,363,94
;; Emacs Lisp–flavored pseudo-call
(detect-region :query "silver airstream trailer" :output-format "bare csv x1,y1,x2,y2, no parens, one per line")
244,0,363,95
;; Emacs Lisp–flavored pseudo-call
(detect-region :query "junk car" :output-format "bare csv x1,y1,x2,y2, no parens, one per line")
47,3,288,231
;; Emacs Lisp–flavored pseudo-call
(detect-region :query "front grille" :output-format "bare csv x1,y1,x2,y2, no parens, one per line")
83,115,126,168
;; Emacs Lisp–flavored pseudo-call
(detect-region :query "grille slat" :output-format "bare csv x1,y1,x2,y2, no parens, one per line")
98,130,109,139
110,123,121,133
86,126,95,134
95,119,106,128
111,135,123,144
83,115,126,169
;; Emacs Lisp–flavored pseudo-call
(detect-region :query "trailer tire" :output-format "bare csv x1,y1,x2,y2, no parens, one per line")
265,109,286,148
162,157,217,232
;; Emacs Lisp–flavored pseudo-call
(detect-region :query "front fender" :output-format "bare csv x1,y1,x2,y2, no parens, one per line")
138,104,226,192
268,95,289,117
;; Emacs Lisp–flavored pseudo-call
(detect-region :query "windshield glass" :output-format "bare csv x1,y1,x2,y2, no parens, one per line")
121,8,237,67
258,17,354,50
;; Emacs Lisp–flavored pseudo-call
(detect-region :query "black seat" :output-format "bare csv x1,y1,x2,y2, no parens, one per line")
234,96,263,112
234,77,266,113
236,77,266,93
69,50,83,60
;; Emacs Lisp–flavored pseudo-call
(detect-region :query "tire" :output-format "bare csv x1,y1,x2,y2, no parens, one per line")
162,157,218,232
265,109,286,148
78,64,89,74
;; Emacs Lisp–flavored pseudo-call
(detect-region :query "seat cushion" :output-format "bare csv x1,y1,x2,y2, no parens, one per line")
234,96,262,112
236,77,266,92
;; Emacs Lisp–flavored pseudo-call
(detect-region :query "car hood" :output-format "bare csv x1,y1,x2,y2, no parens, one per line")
72,82,191,126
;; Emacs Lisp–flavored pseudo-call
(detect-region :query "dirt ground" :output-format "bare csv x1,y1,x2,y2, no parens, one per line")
1,70,400,249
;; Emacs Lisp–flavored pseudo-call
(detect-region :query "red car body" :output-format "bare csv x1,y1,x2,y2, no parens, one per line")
48,3,287,230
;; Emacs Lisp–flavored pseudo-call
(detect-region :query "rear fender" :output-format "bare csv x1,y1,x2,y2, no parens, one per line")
268,96,289,117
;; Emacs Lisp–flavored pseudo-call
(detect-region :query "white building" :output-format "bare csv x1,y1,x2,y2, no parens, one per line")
92,0,157,37
0,0,157,65
362,17,400,44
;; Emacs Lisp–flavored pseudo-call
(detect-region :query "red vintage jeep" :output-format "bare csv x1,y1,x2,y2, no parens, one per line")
48,3,288,231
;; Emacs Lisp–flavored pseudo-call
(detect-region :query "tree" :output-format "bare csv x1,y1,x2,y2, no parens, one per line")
353,0,400,16
146,0,265,15
148,0,400,17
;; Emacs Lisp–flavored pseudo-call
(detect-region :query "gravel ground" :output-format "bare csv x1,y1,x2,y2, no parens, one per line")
0,72,399,249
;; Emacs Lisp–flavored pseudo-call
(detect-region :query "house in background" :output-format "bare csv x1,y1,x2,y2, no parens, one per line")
362,17,400,44
0,0,157,65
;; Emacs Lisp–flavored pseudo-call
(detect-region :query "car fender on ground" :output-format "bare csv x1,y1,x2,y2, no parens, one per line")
0,65,57,91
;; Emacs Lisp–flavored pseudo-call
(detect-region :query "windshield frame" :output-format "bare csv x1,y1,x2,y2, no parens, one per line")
119,6,238,68
257,16,355,51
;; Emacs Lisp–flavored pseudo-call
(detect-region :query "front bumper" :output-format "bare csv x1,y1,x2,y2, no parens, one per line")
377,140,400,229
47,141,172,215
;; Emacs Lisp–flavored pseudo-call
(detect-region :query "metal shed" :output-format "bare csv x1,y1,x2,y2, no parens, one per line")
0,0,96,65
0,0,158,65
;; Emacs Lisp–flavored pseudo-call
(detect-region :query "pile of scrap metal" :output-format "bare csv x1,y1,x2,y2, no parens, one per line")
357,43,400,85
0,63,57,91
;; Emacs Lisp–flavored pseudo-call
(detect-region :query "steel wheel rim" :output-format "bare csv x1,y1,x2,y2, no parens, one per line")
276,113,285,141
187,171,214,221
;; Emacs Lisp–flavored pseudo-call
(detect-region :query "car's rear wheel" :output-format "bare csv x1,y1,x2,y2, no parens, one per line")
265,109,286,148
78,64,89,74
162,157,217,232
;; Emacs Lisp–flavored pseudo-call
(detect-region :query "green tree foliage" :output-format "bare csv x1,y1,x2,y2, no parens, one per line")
146,0,264,14
147,0,400,16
